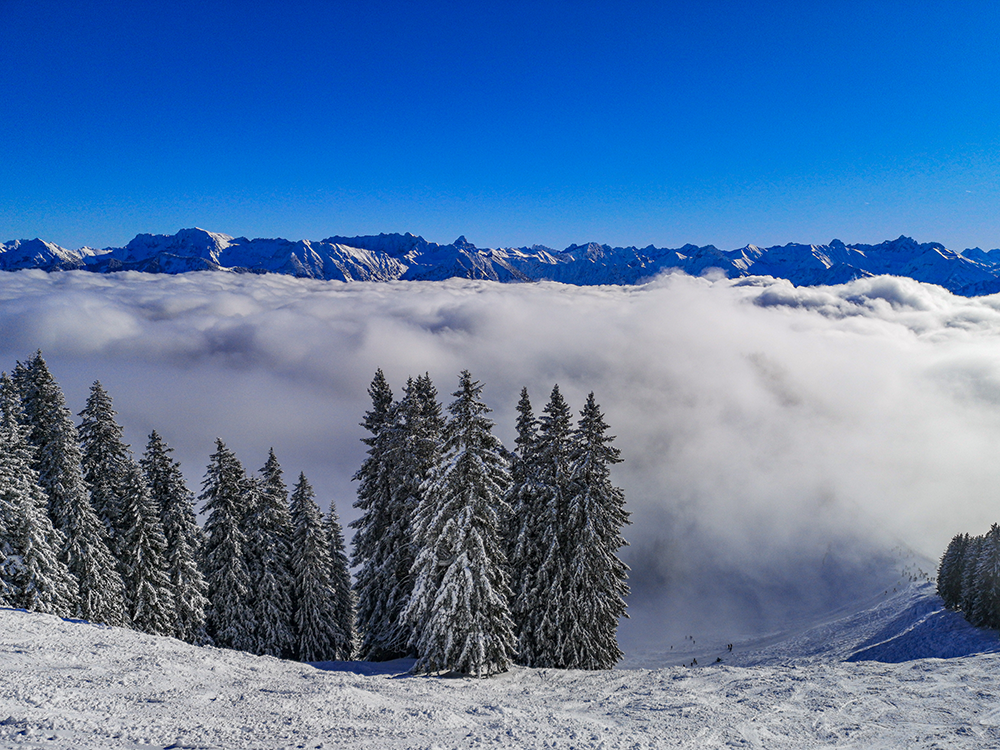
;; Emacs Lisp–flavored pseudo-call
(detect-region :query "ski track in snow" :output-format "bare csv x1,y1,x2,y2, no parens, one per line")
1,582,999,749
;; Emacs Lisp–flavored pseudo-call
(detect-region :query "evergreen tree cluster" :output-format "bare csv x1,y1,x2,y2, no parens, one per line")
0,351,629,677
937,524,1000,629
353,370,630,677
0,352,354,663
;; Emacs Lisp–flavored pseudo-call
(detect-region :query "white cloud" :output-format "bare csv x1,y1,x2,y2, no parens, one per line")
3,269,1000,644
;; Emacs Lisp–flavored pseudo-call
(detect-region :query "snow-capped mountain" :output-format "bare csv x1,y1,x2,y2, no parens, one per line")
4,228,1000,295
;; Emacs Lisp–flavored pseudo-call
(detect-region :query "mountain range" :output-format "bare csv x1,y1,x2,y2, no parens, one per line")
5,227,1000,295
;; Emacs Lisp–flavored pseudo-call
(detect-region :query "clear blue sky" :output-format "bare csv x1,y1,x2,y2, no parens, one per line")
2,0,1000,251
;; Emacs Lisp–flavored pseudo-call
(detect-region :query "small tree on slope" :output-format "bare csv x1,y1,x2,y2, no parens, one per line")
559,392,629,669
404,370,515,677
242,450,296,658
290,473,346,662
141,430,208,643
200,439,254,651
0,374,77,616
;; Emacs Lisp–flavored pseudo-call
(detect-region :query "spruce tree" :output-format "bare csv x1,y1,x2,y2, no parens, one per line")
242,450,296,658
326,502,357,660
404,371,515,677
12,355,126,623
937,533,969,610
518,384,574,667
13,353,90,530
972,524,1000,629
559,392,629,669
506,387,546,661
374,374,445,654
960,534,984,617
0,374,77,616
290,473,345,662
77,381,133,552
119,461,175,635
201,439,254,651
141,430,209,643
351,370,409,660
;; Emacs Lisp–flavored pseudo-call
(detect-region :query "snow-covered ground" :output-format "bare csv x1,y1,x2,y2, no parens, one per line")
2,581,998,749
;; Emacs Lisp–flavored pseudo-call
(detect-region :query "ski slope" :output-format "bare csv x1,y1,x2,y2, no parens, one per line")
1,581,998,749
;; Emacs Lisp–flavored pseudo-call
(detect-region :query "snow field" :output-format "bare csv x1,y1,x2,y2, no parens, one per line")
2,584,1000,749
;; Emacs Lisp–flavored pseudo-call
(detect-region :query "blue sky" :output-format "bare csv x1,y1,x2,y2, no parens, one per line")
2,0,999,251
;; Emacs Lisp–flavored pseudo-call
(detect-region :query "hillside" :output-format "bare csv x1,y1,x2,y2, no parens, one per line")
2,580,998,749
5,228,1000,295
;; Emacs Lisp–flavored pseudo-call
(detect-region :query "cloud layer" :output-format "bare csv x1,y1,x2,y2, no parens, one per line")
3,269,1000,645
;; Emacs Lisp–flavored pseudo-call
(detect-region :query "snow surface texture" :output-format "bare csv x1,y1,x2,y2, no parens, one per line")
1,582,999,749
5,227,1000,295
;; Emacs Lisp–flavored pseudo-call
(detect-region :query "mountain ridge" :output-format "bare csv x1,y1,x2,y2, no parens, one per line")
5,228,1000,296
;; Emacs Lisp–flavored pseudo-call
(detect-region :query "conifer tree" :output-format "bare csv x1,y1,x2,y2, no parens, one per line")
78,381,133,551
0,374,78,616
517,384,575,667
119,461,175,635
141,430,208,643
12,355,126,623
13,353,91,530
937,533,969,610
242,450,296,657
960,534,984,616
290,473,346,662
201,439,254,651
404,371,515,677
972,524,1000,629
351,370,410,660
559,392,629,669
371,374,445,654
506,387,546,659
326,502,357,660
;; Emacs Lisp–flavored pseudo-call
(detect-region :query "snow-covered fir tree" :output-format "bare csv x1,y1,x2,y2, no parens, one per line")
960,534,984,617
77,381,134,553
141,430,208,643
200,439,254,651
119,460,175,635
12,354,127,624
290,473,348,662
937,532,969,611
351,369,411,660
404,371,515,677
374,374,445,653
516,384,575,668
325,502,357,660
506,387,547,662
972,524,1000,629
0,374,78,616
13,353,89,528
558,392,629,669
241,450,296,658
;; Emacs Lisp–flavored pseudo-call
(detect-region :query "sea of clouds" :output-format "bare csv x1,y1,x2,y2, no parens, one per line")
2,268,1000,647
